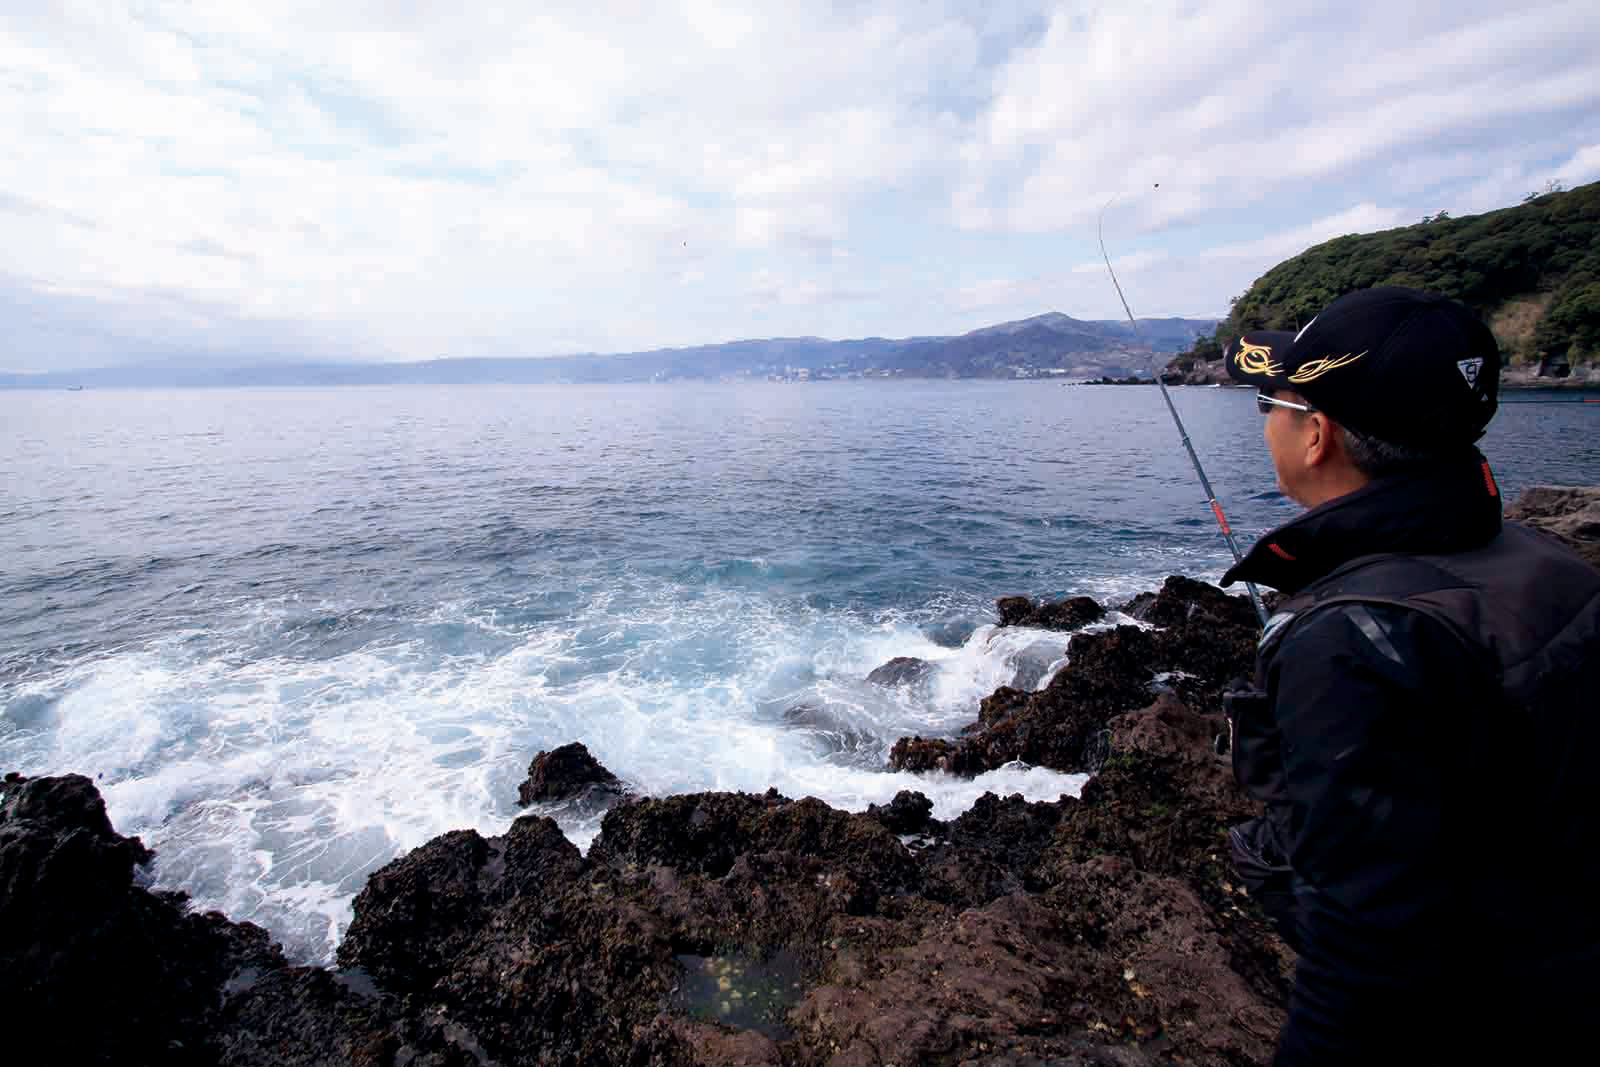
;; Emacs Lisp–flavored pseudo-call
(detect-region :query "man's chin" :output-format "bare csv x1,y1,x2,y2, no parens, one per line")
1279,483,1311,510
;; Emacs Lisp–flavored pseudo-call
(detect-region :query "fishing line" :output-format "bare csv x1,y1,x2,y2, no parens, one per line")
1098,191,1269,627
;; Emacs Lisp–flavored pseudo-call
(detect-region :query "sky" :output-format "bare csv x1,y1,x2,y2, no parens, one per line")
3,1,1598,372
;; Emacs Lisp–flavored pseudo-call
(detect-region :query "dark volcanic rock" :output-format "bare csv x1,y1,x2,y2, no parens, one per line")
917,790,1071,909
0,772,464,1067
979,684,1032,726
893,576,1261,777
865,789,934,834
1040,694,1293,1034
0,772,246,1066
996,594,1107,630
590,791,921,903
1121,574,1258,629
865,656,936,687
517,741,626,808
210,966,480,1067
336,813,584,992
887,734,970,774
6,573,1295,1066
890,625,1162,774
628,1016,785,1066
790,699,1287,1066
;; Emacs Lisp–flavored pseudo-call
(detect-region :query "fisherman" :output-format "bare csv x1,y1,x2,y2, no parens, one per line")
1217,286,1600,1064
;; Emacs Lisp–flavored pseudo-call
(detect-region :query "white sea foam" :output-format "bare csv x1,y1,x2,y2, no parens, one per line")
2,582,1093,964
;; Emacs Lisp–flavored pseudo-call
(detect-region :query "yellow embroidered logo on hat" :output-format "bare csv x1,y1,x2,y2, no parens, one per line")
1287,350,1366,384
1233,339,1282,376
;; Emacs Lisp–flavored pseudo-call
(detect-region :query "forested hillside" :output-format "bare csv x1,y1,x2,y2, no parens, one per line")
1172,180,1600,377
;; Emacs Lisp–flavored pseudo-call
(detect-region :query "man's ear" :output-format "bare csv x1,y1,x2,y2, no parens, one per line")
1304,413,1336,468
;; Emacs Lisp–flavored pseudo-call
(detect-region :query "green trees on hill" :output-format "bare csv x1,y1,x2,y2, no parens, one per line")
1178,180,1600,369
1538,278,1600,360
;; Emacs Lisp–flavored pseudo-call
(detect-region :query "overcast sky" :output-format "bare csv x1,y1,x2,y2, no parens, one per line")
3,1,1598,372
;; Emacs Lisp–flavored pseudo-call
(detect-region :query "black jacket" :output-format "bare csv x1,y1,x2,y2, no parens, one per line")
1223,452,1600,1065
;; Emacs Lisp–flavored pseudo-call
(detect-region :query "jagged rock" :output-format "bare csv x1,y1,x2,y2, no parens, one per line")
6,572,1302,1066
887,735,968,774
1039,693,1293,1023
864,790,934,834
517,741,626,809
1120,574,1258,629
791,892,1149,1064
0,772,463,1067
916,791,1071,909
996,594,1107,630
891,625,1160,775
865,656,935,687
628,1017,784,1066
589,791,919,904
781,703,872,755
0,772,242,1066
979,685,1031,726
1120,590,1158,618
336,814,584,992
210,966,481,1067
893,577,1260,778
1506,485,1600,570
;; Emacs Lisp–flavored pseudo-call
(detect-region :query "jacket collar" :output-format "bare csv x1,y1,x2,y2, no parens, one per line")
1222,450,1503,595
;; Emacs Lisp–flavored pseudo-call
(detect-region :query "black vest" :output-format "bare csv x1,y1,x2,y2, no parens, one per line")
1255,522,1600,909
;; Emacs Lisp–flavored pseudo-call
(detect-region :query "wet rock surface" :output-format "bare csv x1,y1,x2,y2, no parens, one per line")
3,574,1292,1065
1004,639,1064,690
517,741,628,809
865,655,936,687
893,577,1259,777
0,772,467,1067
782,702,874,756
865,789,935,834
995,594,1107,631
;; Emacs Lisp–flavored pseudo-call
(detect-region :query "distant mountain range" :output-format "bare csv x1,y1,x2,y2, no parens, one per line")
2,312,1217,389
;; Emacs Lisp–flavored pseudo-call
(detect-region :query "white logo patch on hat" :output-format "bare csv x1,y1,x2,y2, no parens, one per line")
1457,357,1483,389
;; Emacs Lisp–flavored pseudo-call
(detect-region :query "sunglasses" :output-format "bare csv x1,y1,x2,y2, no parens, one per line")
1256,391,1318,415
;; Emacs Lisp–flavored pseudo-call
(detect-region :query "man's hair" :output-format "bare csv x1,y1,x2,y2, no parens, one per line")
1336,423,1444,479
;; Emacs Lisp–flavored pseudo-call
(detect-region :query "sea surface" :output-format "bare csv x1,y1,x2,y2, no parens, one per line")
2,381,1594,962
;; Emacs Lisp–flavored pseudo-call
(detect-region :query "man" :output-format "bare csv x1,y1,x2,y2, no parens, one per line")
1217,286,1600,1064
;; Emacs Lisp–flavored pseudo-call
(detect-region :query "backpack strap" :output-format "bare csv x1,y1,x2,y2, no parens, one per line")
1255,553,1492,686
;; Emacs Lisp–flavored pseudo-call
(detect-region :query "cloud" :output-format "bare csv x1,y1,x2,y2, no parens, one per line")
1554,144,1600,188
1069,249,1170,275
955,277,1056,313
0,2,1003,365
0,191,102,230
957,1,1600,233
1201,204,1411,263
0,269,363,373
0,2,1595,370
947,203,1413,327
747,269,875,307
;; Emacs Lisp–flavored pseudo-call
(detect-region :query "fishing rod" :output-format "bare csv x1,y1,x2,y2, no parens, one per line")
1098,194,1269,627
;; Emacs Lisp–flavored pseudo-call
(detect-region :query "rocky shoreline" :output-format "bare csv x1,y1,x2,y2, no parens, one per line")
5,488,1594,1066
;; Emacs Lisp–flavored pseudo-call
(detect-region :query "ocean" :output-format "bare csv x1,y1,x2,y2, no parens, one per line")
2,381,1594,963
